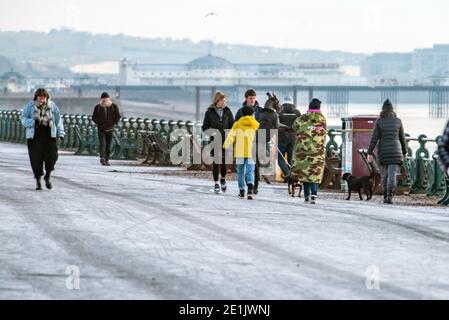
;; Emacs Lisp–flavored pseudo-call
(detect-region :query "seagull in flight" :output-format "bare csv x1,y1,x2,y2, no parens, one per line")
205,12,219,18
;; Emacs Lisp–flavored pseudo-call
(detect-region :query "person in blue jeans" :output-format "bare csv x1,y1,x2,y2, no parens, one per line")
236,158,256,199
303,182,319,200
291,99,327,204
223,106,260,200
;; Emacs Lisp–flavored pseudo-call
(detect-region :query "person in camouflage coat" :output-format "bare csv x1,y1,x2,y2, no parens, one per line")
291,98,327,204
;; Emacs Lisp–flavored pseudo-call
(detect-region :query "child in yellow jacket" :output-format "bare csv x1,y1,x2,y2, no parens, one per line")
223,106,260,199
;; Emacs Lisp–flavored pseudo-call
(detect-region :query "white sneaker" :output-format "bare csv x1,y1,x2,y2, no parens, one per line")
304,197,311,204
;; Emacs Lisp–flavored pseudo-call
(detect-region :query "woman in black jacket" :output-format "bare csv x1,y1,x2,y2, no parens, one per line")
438,121,449,176
202,92,235,194
367,99,407,204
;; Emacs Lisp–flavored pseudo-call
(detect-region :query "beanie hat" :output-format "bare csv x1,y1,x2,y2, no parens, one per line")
382,99,394,112
101,92,110,99
283,96,294,104
242,106,255,116
309,98,322,110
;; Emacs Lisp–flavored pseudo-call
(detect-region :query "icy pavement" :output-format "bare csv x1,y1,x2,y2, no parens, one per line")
1,142,449,299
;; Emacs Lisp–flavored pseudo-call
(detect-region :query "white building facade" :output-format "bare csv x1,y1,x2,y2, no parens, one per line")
119,55,362,87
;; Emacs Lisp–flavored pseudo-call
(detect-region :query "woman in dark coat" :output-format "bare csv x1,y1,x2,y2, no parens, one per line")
367,99,407,204
202,92,234,194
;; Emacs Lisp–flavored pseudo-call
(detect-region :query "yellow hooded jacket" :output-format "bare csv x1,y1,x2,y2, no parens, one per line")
223,115,260,158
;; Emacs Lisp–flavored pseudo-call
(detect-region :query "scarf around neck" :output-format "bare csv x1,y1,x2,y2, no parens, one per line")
34,99,54,128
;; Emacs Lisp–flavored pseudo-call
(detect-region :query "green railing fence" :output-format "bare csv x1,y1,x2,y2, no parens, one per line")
1,109,448,204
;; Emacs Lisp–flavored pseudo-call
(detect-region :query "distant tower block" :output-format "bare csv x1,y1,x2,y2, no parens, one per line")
327,89,349,118
429,88,449,118
381,89,398,112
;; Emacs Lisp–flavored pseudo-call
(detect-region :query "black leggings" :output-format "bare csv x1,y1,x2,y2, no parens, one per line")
212,149,227,182
27,138,58,179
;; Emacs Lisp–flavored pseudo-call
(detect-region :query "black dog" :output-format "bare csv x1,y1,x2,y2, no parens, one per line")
287,174,303,198
342,172,373,201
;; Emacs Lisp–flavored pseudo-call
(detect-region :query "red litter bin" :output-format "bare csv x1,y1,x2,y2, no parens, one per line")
341,115,378,190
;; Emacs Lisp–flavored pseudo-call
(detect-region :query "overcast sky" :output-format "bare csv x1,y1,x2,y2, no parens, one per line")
0,0,448,53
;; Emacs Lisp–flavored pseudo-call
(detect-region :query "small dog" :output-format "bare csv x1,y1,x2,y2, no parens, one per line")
287,174,303,198
341,172,373,201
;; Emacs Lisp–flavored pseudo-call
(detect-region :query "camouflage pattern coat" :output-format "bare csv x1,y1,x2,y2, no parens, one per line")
291,110,327,183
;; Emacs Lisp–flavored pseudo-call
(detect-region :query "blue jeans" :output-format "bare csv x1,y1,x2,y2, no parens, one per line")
303,182,318,197
236,158,255,190
278,143,294,177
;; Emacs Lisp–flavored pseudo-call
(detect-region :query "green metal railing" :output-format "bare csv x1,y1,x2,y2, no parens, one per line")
0,109,202,160
323,128,449,203
1,109,448,204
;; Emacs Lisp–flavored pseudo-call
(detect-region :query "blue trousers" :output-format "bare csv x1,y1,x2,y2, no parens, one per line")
303,182,319,197
278,143,294,177
236,158,255,190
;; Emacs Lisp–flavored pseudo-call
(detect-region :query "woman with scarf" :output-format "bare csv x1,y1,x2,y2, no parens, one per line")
21,88,65,190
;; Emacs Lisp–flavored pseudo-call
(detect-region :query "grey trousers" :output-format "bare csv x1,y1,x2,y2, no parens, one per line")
380,164,400,194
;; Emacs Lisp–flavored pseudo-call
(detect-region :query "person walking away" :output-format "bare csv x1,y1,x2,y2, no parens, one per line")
367,99,407,205
291,98,327,204
278,96,301,181
92,92,121,166
224,106,260,200
21,88,65,190
202,92,234,193
257,94,281,176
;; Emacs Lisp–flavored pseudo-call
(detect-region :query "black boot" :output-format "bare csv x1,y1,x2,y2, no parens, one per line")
36,178,42,191
247,184,255,200
220,178,227,192
386,191,393,204
383,190,388,204
44,174,52,190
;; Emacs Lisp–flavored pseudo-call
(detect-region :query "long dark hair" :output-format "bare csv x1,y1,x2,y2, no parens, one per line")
33,88,50,101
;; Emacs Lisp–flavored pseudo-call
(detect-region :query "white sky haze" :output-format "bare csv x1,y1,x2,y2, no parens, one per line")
0,0,448,53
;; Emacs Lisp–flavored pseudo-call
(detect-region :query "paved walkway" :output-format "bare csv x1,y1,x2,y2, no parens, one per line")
1,142,449,299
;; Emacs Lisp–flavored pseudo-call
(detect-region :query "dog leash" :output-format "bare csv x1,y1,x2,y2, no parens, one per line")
270,138,292,169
